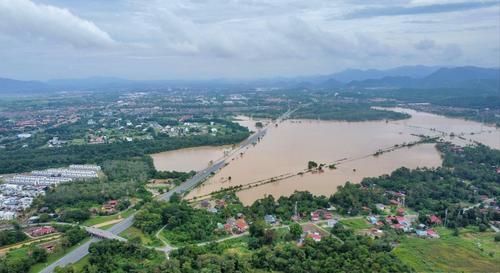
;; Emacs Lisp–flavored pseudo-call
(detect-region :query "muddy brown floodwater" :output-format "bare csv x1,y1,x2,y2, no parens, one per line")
153,108,499,205
151,145,232,172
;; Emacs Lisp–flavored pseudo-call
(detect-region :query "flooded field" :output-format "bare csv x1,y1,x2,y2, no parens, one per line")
151,145,231,172
150,116,268,172
154,109,499,204
233,115,270,132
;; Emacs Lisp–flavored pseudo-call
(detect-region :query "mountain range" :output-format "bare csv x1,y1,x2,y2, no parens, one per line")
0,66,498,94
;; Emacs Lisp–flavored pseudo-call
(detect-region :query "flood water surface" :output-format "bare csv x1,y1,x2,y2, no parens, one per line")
151,145,231,172
153,109,499,205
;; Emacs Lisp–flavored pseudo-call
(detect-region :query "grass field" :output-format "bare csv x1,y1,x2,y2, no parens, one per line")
82,208,136,227
393,227,499,273
119,226,163,247
339,218,371,230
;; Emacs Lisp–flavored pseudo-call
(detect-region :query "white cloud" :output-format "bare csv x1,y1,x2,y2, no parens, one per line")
0,0,497,79
0,0,115,48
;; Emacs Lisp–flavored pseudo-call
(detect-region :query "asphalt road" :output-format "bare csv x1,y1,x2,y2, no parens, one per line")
40,110,290,273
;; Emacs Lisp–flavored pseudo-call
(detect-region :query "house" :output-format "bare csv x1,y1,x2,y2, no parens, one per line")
323,212,333,220
29,226,56,237
310,212,320,221
235,219,248,233
397,207,405,216
224,223,232,234
416,229,427,237
375,203,386,211
429,214,442,225
306,232,322,242
396,216,408,226
208,208,218,214
386,215,396,223
264,215,277,224
101,200,119,214
389,199,400,206
368,216,378,225
215,199,226,207
327,219,338,228
426,229,439,238
364,228,384,238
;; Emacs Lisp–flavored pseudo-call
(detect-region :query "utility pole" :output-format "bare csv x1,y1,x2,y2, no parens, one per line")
444,208,448,227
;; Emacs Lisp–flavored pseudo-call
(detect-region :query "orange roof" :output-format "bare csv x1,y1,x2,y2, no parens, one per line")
235,219,248,230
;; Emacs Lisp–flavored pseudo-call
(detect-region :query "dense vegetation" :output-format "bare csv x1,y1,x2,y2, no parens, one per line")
134,200,227,244
0,127,249,174
55,223,411,273
292,102,410,121
73,239,163,273
0,225,27,247
248,191,330,220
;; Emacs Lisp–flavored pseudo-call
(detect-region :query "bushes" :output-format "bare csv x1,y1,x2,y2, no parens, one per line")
59,209,91,223
0,228,27,247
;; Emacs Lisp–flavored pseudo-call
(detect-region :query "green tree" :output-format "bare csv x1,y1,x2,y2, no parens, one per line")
30,246,48,263
307,161,318,169
289,223,303,240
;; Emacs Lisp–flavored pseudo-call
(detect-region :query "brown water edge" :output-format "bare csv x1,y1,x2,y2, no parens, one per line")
185,109,499,205
150,115,270,172
232,115,270,132
150,145,233,172
235,143,441,205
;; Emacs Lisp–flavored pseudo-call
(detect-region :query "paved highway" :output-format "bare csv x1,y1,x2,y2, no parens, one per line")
41,109,294,272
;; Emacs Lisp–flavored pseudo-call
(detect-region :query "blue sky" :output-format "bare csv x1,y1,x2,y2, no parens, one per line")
0,0,499,80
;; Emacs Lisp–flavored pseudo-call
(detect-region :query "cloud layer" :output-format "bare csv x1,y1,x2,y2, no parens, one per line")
0,0,498,79
0,0,114,48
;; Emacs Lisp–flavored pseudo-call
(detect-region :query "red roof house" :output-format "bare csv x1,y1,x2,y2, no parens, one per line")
235,219,248,233
29,226,56,237
397,207,405,216
310,212,320,221
427,229,439,238
306,232,322,242
429,215,442,225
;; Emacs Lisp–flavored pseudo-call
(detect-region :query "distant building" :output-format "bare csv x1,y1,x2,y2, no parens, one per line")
264,215,277,224
28,226,56,237
234,219,248,233
306,232,321,242
17,133,32,139
429,215,442,225
310,212,320,221
326,219,338,228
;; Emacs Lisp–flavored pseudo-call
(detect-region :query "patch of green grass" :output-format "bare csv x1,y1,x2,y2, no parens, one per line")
393,227,499,273
71,255,89,271
119,226,162,247
339,218,371,230
70,139,86,145
82,208,135,226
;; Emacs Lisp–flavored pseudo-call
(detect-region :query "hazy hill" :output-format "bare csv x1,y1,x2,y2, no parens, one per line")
0,77,50,94
330,65,439,83
0,66,498,94
345,66,500,91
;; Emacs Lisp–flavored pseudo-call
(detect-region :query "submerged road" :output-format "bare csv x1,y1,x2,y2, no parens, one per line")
41,109,293,272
